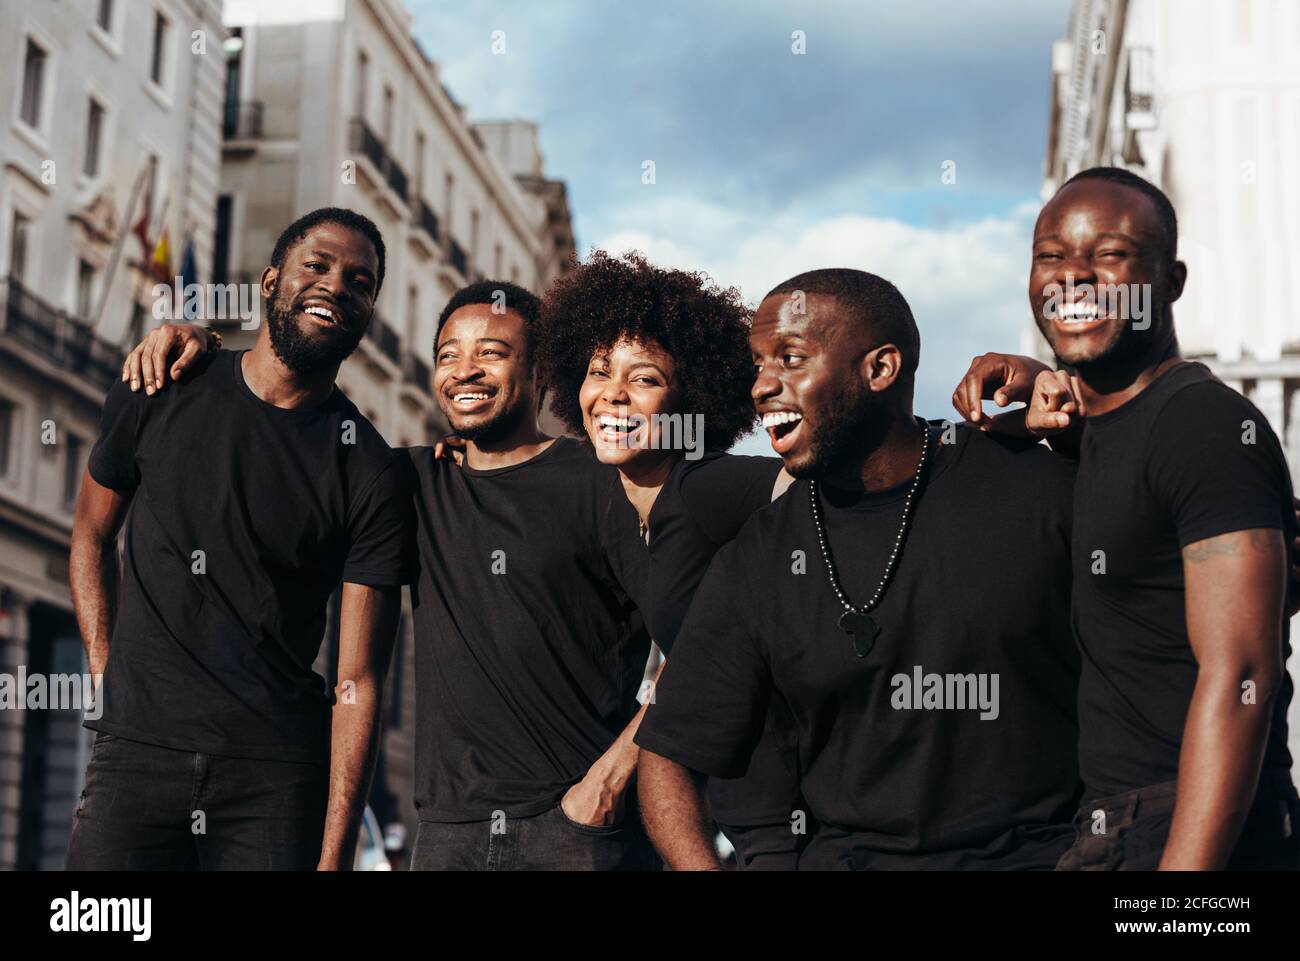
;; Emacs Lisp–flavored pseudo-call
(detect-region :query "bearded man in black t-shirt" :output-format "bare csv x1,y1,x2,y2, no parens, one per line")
1017,168,1298,870
635,269,1083,870
67,209,412,870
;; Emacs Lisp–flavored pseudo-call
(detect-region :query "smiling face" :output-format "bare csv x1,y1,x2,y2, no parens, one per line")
433,303,537,441
1029,178,1184,369
750,292,876,478
262,222,378,374
579,337,682,471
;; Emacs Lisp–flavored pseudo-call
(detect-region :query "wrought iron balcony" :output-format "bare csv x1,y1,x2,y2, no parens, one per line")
448,240,468,278
0,278,123,393
222,101,264,139
363,313,401,366
401,352,431,395
1124,47,1155,126
414,199,440,246
349,118,409,204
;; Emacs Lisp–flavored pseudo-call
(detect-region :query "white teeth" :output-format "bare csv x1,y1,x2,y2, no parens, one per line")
762,411,803,429
454,392,490,403
1057,302,1099,322
304,306,335,320
597,414,635,429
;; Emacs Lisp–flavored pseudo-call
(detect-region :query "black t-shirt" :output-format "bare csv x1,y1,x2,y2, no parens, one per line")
1072,361,1296,801
86,349,412,763
636,423,1082,869
647,452,803,841
404,437,651,821
647,451,784,651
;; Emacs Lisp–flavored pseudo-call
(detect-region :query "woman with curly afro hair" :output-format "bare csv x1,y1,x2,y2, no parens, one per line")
534,249,803,870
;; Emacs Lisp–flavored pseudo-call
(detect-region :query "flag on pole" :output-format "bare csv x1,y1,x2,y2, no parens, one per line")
150,228,172,284
179,237,197,289
131,166,153,260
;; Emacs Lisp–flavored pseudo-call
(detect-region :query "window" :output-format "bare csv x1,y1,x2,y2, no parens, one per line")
354,50,368,116
84,98,105,177
382,85,394,142
414,131,425,198
0,399,14,479
20,39,47,129
63,435,85,507
470,210,480,266
222,28,244,136
443,173,454,223
9,211,31,282
406,285,418,343
213,194,233,284
76,260,96,319
150,10,169,87
96,0,114,33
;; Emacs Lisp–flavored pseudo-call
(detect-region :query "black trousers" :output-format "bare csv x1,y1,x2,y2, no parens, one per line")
66,732,328,870
1056,772,1300,871
410,803,660,871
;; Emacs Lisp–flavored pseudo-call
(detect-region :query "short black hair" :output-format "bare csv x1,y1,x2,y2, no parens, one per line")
534,250,757,451
435,280,541,359
1060,166,1178,262
270,207,386,291
763,268,920,381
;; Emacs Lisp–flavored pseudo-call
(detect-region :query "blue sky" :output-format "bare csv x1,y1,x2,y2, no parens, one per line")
410,0,1071,453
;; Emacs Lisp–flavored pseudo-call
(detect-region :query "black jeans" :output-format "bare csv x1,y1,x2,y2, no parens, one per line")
1056,772,1300,871
66,732,328,870
410,803,660,871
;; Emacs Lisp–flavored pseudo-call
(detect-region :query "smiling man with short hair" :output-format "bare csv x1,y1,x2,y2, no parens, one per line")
635,269,1082,870
67,207,411,870
1023,168,1298,871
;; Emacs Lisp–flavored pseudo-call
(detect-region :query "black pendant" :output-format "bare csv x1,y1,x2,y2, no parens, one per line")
838,610,880,658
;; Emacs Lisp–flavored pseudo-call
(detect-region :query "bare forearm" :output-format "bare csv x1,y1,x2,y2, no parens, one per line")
69,529,118,681
1160,669,1276,870
318,676,384,870
638,751,721,870
318,583,401,870
588,663,664,793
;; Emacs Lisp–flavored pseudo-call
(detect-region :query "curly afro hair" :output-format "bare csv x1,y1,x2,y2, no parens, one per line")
535,250,757,452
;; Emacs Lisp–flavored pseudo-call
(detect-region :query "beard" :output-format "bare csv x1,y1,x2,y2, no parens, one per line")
787,378,888,479
1037,291,1173,375
266,283,367,375
446,397,524,444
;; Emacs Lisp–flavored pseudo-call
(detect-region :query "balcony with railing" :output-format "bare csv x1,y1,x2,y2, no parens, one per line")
0,278,123,393
349,118,408,205
1124,47,1155,128
448,240,468,279
222,101,264,140
414,199,440,247
401,352,431,396
363,313,402,367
